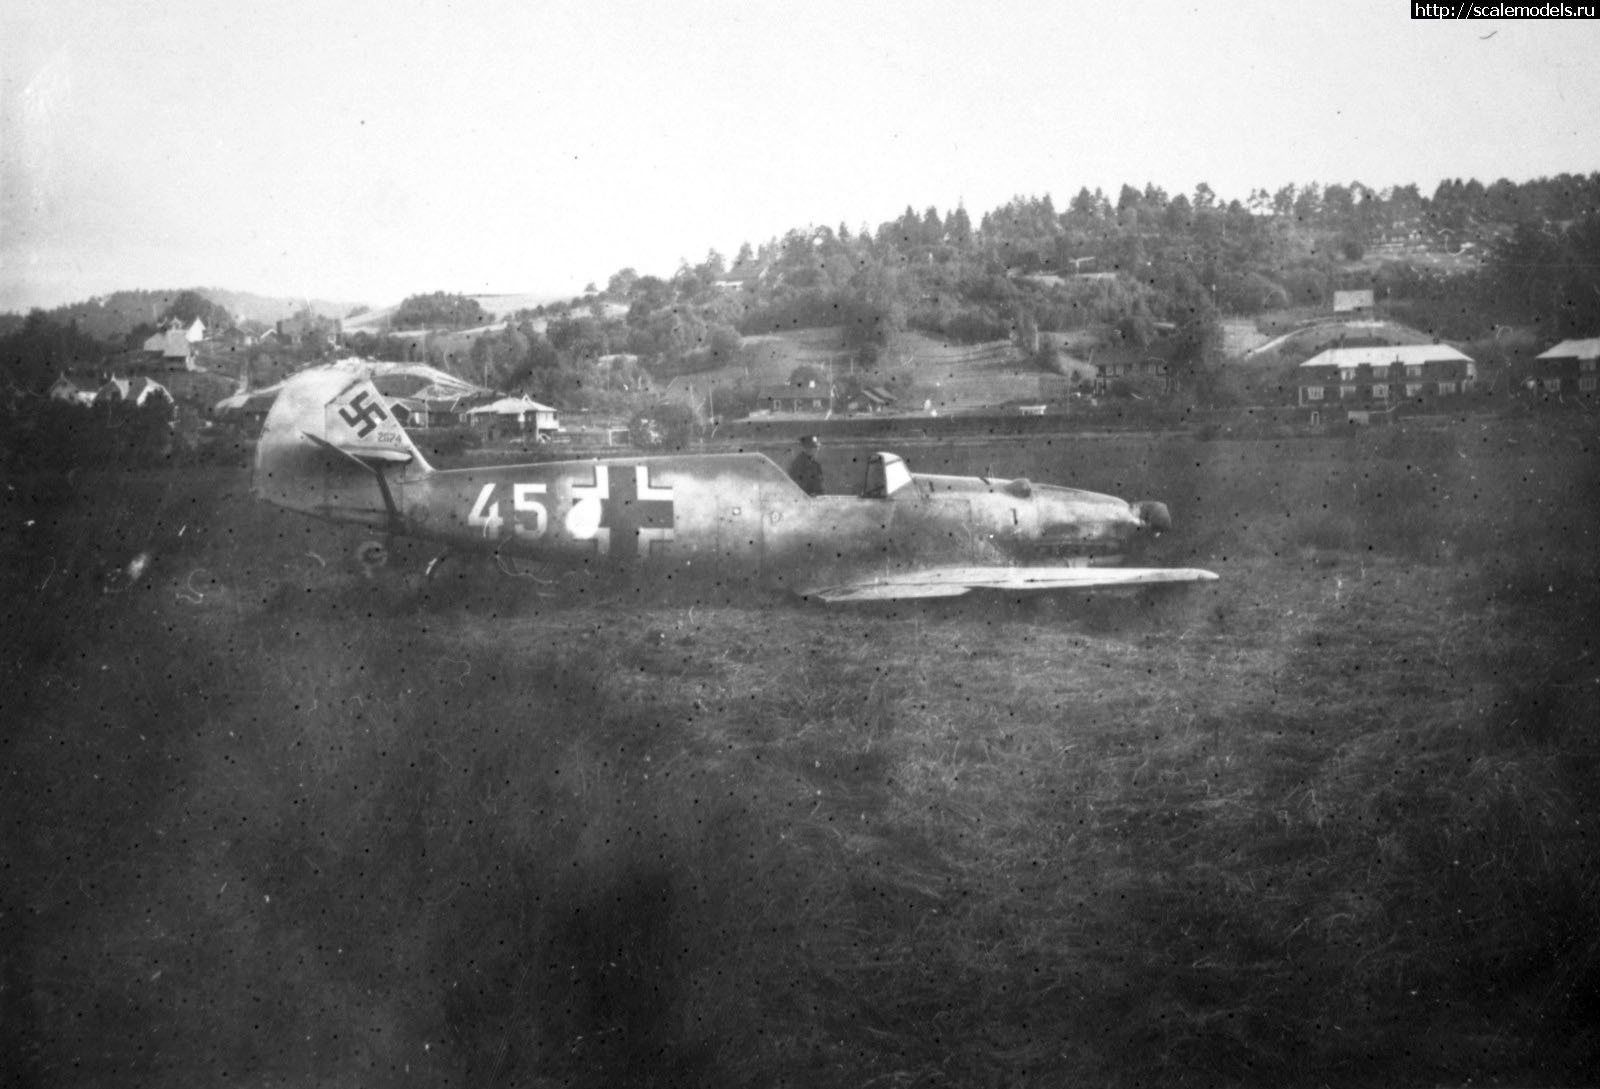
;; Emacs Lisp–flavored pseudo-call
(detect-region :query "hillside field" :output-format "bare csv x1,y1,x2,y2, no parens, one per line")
3,416,1598,1087
678,327,1052,414
341,292,578,337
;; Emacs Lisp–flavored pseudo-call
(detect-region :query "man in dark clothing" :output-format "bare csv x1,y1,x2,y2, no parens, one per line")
788,434,824,496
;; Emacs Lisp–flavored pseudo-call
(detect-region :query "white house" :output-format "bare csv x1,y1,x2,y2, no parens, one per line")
95,376,173,408
1298,344,1476,409
465,395,559,437
1333,289,1375,313
1528,338,1600,395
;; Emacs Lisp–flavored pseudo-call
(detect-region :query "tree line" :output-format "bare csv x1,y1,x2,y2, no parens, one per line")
4,174,1599,413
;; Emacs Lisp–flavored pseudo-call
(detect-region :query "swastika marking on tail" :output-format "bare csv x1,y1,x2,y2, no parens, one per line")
339,391,388,438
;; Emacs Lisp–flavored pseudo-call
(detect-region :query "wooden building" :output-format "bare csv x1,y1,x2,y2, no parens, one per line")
141,322,196,371
465,396,559,437
761,382,832,414
1094,357,1170,395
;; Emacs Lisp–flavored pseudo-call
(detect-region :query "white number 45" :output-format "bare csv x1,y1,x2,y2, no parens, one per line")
468,483,546,539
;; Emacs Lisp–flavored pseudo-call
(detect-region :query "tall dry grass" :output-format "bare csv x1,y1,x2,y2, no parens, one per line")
3,418,1597,1086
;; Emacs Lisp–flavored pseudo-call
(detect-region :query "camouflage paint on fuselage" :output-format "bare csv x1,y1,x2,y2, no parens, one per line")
253,360,1190,597
262,450,1150,590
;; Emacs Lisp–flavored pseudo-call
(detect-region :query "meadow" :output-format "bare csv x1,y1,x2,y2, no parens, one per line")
3,414,1597,1087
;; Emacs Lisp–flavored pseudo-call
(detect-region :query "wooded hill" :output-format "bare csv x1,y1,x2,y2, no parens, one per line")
423,173,1600,412
5,174,1600,413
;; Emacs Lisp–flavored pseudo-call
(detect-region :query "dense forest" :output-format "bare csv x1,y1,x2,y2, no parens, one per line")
5,174,1600,412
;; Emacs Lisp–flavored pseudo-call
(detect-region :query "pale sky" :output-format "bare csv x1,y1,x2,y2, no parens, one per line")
3,0,1597,313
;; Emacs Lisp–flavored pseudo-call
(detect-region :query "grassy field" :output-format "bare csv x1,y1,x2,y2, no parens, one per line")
3,415,1598,1087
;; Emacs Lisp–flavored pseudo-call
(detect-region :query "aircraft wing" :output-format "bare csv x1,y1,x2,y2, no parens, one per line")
800,565,1219,603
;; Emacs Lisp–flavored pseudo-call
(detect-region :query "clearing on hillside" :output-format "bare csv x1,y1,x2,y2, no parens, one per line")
677,327,1053,414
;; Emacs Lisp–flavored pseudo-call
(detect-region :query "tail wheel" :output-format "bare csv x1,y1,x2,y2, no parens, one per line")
355,540,389,571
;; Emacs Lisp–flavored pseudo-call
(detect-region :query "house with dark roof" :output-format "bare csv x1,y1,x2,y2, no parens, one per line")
276,312,341,347
142,322,195,371
844,385,896,414
1094,357,1170,395
1526,338,1600,396
761,381,832,414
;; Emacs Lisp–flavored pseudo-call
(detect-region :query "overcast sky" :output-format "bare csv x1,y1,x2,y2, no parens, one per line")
3,0,1597,313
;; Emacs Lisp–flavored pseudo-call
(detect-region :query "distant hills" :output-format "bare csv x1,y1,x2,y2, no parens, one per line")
2,287,573,345
197,289,365,325
4,287,561,342
7,172,1599,415
342,292,571,335
2,288,364,344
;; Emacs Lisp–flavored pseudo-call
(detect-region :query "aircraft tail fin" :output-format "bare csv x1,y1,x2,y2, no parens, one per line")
318,377,430,466
257,361,434,467
255,360,441,519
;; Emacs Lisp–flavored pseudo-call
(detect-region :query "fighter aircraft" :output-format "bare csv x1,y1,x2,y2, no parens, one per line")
254,359,1216,601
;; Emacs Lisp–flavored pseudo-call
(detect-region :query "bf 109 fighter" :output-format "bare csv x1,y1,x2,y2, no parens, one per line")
254,360,1217,602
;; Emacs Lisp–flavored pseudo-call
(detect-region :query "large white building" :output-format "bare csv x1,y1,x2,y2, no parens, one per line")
1297,345,1477,409
465,395,559,437
1527,338,1600,396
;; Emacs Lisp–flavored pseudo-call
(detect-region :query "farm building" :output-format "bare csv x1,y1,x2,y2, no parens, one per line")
1094,358,1170,395
1333,289,1375,313
1297,344,1477,411
465,395,559,438
276,312,341,347
762,382,832,414
1526,338,1600,396
843,385,895,414
141,322,198,371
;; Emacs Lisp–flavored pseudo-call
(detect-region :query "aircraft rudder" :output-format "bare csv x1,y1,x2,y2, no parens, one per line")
253,362,435,512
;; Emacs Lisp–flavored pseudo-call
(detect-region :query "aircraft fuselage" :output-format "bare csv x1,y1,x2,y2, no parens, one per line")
259,447,1160,589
